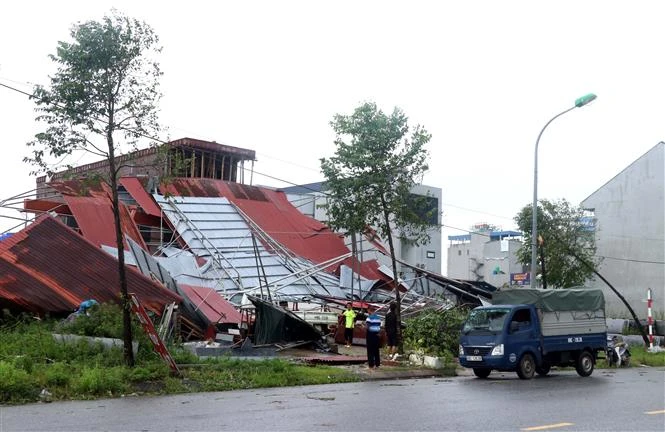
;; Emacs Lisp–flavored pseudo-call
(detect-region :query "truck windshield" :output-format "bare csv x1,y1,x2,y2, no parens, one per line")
463,307,511,333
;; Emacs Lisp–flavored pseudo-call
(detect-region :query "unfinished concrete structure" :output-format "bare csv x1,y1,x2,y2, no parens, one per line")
35,137,256,199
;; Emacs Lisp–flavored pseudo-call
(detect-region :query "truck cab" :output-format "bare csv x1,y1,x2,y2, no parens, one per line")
459,304,543,378
459,288,607,379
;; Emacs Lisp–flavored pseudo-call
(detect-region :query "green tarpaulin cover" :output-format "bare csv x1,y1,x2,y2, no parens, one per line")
248,295,322,345
492,288,605,312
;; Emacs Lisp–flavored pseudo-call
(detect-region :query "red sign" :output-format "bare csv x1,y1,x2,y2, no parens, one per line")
129,293,180,375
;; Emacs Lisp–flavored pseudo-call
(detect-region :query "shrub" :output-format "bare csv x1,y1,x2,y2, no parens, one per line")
57,303,130,339
45,362,71,387
126,364,170,382
0,361,37,403
73,367,128,396
403,306,469,359
55,302,155,361
12,355,34,374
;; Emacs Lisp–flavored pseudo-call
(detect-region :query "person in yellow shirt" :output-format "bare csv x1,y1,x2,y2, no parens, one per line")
342,302,357,347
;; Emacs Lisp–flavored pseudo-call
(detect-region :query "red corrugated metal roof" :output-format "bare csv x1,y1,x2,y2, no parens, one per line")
22,199,69,214
119,177,162,217
159,178,386,281
0,215,181,314
179,284,241,324
62,195,147,250
48,180,109,197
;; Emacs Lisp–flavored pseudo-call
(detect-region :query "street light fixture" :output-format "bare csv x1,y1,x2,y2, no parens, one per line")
530,93,597,288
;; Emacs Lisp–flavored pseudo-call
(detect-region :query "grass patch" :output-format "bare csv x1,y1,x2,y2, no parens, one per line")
629,345,665,367
598,344,665,368
182,358,358,391
0,313,362,404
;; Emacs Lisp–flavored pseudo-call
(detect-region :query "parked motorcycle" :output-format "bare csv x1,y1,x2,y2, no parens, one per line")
606,335,631,367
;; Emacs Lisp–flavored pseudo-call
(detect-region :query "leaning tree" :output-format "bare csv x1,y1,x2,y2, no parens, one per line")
514,198,597,289
26,10,163,366
515,198,650,345
320,101,435,350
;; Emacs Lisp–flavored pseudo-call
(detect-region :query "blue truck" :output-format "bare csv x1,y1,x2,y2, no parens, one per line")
459,288,607,379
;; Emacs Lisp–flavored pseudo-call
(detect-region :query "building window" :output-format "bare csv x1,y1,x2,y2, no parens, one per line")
458,250,462,256
427,251,435,259
467,250,469,255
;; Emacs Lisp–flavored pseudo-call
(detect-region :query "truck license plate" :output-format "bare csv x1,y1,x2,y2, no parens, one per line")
467,355,482,361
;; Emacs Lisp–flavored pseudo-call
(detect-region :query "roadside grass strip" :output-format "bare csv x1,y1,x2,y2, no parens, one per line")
644,409,665,415
521,423,574,431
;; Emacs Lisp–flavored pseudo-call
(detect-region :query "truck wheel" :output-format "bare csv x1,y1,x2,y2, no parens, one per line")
536,363,551,376
473,368,491,378
576,351,594,377
516,353,535,379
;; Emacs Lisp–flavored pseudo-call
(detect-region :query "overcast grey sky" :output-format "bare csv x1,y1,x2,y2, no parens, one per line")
1,1,663,273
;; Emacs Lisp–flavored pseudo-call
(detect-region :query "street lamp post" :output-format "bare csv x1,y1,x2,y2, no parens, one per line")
531,93,597,288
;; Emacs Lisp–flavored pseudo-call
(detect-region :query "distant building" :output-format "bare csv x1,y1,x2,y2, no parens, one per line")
280,182,443,278
36,137,256,200
447,225,525,288
581,142,664,318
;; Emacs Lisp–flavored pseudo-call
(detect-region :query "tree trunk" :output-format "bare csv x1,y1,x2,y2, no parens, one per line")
107,124,135,367
539,242,548,289
380,195,402,353
564,245,650,346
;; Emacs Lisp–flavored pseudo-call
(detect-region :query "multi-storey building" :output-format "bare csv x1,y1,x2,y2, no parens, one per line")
446,224,525,288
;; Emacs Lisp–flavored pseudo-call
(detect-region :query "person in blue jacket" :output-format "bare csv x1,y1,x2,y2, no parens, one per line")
365,311,382,369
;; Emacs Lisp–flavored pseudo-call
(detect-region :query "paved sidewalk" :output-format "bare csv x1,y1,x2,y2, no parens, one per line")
321,344,459,381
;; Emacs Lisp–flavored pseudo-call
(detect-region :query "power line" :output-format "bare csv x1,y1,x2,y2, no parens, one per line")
2,78,523,227
599,255,665,265
441,203,514,221
5,77,657,260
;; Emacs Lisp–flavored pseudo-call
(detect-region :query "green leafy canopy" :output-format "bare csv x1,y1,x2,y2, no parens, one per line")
515,198,599,288
25,9,163,178
320,101,434,246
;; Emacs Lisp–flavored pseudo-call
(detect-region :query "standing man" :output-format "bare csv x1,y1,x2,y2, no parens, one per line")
384,302,398,360
365,310,382,369
342,302,356,347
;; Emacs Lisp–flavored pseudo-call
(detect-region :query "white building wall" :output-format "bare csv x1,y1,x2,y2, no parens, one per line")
581,143,664,318
284,183,442,275
447,233,524,286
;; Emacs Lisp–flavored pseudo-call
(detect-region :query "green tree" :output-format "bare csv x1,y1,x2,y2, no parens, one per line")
515,198,598,288
320,102,434,350
25,10,163,366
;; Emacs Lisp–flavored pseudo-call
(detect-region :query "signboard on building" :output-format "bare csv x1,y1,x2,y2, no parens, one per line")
510,272,530,286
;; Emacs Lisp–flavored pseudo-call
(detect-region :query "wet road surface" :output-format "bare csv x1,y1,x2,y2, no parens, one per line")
1,367,663,431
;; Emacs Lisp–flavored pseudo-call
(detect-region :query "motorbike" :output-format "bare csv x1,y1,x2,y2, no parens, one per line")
606,335,631,367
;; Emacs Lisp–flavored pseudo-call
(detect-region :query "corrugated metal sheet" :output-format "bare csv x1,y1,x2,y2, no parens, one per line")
158,178,384,281
151,195,347,300
119,177,162,217
179,284,242,324
120,177,162,217
0,215,181,314
154,247,344,300
63,195,147,250
47,180,109,197
155,195,257,256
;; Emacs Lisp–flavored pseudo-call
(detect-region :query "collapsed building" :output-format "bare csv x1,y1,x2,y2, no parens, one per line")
0,138,493,351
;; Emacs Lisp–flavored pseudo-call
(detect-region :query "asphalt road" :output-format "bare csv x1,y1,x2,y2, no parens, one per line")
1,367,663,431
